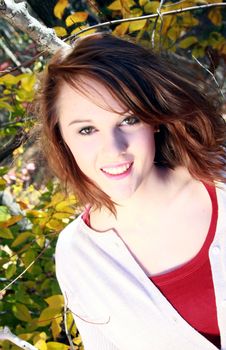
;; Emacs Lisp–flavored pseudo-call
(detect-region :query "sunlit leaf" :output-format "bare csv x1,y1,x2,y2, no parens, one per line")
113,22,130,35
2,215,23,228
54,0,69,19
20,74,36,92
208,8,222,26
144,1,159,14
0,206,11,222
65,12,88,26
51,317,62,340
46,219,64,230
12,303,32,322
46,342,69,350
38,307,62,327
45,295,64,308
70,26,96,36
34,339,47,350
107,0,121,10
12,231,32,247
0,227,14,239
129,19,147,32
5,263,17,279
53,26,67,37
178,36,198,49
139,0,148,6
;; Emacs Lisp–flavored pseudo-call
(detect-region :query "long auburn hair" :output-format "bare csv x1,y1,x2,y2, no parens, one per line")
36,32,226,214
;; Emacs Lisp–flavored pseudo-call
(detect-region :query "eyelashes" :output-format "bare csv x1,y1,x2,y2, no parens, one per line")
78,115,141,136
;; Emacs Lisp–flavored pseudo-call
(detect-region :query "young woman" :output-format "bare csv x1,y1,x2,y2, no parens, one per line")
38,32,226,350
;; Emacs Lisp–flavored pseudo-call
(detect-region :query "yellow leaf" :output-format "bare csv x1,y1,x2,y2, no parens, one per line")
53,26,67,37
0,74,19,85
53,212,72,219
46,342,69,350
167,26,181,41
20,74,36,92
65,12,88,26
2,215,23,228
208,8,222,26
144,1,160,14
178,36,198,49
129,19,147,32
36,234,46,248
38,307,62,327
46,219,64,230
0,227,13,239
192,46,205,58
54,0,69,19
179,12,199,27
19,334,33,341
70,26,96,36
108,0,121,10
161,15,176,35
51,317,63,340
45,192,66,208
55,199,76,211
13,303,32,322
139,0,148,6
12,231,32,247
34,339,47,350
27,210,48,218
113,22,130,35
45,295,64,308
33,332,47,343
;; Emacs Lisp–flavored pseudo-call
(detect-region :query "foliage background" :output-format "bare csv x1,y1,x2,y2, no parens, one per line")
1,1,226,349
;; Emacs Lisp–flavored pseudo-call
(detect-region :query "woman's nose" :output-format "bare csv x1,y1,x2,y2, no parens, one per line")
102,129,128,157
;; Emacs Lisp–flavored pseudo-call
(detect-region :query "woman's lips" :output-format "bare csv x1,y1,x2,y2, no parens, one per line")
101,162,133,180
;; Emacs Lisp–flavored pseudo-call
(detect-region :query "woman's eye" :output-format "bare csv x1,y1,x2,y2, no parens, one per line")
121,116,140,126
79,126,95,135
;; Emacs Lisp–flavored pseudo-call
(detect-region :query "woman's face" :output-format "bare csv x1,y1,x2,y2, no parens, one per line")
58,77,156,203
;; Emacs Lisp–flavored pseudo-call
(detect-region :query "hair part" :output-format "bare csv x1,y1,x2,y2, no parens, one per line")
36,32,226,215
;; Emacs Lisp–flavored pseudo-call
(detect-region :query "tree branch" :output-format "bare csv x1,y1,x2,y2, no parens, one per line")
67,2,226,40
0,327,38,350
0,0,69,53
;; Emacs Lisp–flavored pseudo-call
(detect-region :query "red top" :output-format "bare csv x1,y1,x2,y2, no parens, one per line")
150,183,220,348
82,183,220,348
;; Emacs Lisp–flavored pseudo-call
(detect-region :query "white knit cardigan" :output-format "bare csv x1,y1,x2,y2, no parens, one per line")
55,184,226,350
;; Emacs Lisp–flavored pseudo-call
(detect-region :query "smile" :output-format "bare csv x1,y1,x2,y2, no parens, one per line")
100,162,133,179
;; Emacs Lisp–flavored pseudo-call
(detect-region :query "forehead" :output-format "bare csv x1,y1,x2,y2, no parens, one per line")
57,76,129,118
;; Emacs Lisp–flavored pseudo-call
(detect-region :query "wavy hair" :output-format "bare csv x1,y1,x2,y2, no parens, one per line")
36,32,226,214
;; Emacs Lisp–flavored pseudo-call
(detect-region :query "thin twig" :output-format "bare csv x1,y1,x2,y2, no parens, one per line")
151,0,165,49
192,55,224,98
65,2,226,41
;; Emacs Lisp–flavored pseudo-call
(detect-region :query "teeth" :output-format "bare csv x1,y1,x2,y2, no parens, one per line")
102,163,131,175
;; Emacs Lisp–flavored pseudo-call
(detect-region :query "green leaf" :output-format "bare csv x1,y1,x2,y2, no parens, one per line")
0,206,11,222
5,263,17,279
144,1,160,14
12,231,32,247
12,303,32,322
0,227,13,239
178,36,198,49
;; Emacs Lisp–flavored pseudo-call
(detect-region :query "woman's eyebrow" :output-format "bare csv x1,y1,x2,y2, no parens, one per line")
68,119,93,126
